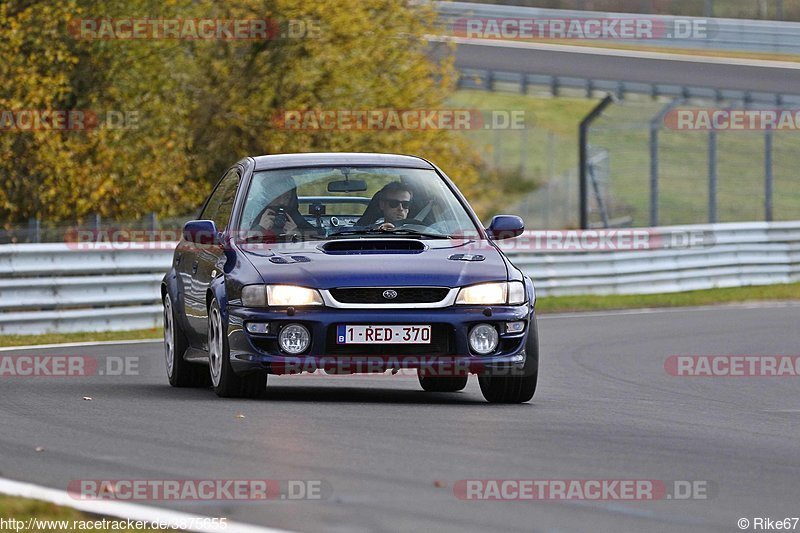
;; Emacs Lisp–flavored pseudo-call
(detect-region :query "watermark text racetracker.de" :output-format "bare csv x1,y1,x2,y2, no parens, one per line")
451,17,713,41
0,355,139,377
665,356,800,377
0,110,139,131
63,228,715,252
454,479,714,500
665,108,800,131
68,479,332,501
272,109,529,131
68,18,321,40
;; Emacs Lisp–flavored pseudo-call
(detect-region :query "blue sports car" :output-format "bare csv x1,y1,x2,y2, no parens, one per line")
162,153,538,403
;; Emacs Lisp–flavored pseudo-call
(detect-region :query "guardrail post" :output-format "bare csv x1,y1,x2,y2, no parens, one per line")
708,130,718,223
28,217,40,243
765,130,774,221
579,94,615,230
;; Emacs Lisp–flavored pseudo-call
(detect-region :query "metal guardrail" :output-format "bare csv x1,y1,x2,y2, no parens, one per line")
455,67,800,106
438,2,800,54
1,221,798,334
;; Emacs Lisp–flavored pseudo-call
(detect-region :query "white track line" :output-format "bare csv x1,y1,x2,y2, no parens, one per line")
0,338,161,352
430,35,800,70
0,477,292,533
539,300,800,320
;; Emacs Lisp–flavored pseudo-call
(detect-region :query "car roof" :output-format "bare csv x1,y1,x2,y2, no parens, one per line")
249,152,435,171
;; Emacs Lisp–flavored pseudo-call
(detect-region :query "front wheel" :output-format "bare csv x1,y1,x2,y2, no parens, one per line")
478,373,537,403
478,315,539,404
208,298,268,398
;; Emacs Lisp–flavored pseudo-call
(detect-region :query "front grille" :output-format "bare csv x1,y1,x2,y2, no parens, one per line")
329,287,450,304
325,325,453,356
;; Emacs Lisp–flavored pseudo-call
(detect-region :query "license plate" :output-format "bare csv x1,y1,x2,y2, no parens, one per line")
336,325,431,344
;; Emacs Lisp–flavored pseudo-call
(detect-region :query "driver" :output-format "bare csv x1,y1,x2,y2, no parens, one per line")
374,181,413,231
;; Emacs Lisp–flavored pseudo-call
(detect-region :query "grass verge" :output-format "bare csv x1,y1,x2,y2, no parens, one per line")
536,282,800,313
1,285,798,348
0,495,161,532
0,328,161,348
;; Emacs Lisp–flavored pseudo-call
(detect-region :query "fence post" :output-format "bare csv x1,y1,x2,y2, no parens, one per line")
649,124,660,227
148,212,158,232
579,94,615,230
92,213,101,233
708,130,718,223
765,130,774,221
705,0,714,17
649,98,683,227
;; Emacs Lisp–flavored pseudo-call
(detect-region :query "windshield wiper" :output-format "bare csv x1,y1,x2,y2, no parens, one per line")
327,227,387,238
327,226,451,239
385,228,452,239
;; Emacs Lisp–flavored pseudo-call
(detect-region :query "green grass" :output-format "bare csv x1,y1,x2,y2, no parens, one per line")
536,282,800,313
0,328,161,348
0,495,161,532
449,88,800,226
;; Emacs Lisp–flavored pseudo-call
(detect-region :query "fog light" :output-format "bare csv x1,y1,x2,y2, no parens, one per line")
505,321,525,334
469,324,499,355
278,323,311,354
246,322,269,334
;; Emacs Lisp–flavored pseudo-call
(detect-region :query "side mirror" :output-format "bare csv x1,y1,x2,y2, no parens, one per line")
183,220,220,245
486,215,524,240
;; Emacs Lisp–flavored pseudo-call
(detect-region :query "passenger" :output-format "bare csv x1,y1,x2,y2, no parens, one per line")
251,175,319,241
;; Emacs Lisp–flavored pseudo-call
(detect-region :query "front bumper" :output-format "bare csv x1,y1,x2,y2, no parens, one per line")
225,304,535,377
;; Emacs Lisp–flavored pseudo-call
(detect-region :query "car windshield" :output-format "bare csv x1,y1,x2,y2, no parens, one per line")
237,166,480,242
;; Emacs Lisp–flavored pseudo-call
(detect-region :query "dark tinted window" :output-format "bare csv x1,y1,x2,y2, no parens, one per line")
201,168,240,229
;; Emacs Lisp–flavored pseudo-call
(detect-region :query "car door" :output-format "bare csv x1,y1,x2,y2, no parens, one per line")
183,167,241,347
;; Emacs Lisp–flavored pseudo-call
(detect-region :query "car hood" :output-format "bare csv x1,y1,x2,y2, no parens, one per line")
237,238,509,289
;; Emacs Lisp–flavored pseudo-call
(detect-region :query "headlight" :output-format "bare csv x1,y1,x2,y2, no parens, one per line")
241,285,323,307
456,281,526,305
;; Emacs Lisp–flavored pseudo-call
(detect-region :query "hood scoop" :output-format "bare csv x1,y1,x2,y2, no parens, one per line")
321,239,425,255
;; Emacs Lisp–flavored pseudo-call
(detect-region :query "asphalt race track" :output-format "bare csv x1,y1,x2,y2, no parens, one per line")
1,304,799,533
435,37,800,95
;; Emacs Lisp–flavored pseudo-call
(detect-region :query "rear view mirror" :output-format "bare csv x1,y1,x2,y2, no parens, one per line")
327,179,367,193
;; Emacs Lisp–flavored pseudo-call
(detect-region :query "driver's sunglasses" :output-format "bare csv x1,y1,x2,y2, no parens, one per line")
386,199,411,209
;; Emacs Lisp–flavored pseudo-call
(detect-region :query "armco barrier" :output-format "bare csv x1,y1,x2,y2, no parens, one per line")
437,2,800,55
0,221,798,334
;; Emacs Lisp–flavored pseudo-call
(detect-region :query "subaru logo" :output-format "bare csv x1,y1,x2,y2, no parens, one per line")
382,289,398,300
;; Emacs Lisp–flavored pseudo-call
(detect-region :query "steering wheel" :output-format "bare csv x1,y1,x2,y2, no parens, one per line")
393,218,427,228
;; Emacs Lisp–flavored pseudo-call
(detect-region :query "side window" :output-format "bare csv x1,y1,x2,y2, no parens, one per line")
201,168,240,230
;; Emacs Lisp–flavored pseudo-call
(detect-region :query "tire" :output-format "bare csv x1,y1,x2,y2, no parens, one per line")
418,372,469,392
478,373,537,404
478,315,539,404
208,298,268,399
164,292,210,388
